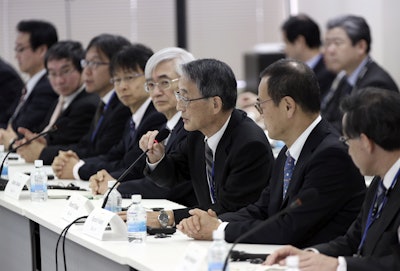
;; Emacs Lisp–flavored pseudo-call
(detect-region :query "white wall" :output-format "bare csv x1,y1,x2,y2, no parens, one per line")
0,0,399,86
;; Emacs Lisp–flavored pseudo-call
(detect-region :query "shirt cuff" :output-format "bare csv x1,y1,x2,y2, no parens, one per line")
218,221,229,231
337,256,347,271
73,160,84,180
147,154,165,171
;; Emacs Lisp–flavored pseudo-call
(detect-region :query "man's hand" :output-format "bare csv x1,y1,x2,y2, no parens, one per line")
265,245,339,271
0,124,18,149
139,130,166,164
89,169,113,195
51,150,79,179
16,139,45,163
177,208,220,240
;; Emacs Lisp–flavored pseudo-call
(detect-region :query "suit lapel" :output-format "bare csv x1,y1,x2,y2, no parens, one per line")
165,119,183,153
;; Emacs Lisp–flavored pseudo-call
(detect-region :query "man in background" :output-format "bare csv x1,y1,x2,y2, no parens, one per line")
281,14,336,98
267,88,400,271
15,41,98,163
41,34,131,165
177,59,365,247
0,20,58,149
0,57,24,128
321,14,399,132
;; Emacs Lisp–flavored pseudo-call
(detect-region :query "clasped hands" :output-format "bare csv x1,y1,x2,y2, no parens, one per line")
177,208,221,240
51,150,80,179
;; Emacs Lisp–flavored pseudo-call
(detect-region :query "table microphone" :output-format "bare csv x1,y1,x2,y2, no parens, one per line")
0,125,59,182
222,189,319,271
101,128,170,209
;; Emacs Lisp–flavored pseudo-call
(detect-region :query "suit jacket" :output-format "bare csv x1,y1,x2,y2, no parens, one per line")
313,55,336,99
146,109,274,223
314,175,400,271
220,119,366,247
39,92,131,163
78,102,166,180
322,59,399,132
0,58,24,128
38,89,99,164
11,74,58,133
117,119,197,207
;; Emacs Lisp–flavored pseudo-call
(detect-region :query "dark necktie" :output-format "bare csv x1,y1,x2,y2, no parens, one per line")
205,140,216,203
129,119,136,142
90,101,106,142
372,181,387,219
283,151,295,199
8,86,27,125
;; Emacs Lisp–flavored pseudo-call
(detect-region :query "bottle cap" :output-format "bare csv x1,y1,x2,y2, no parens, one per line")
34,160,43,167
286,255,299,267
131,194,142,203
212,230,225,240
107,180,117,188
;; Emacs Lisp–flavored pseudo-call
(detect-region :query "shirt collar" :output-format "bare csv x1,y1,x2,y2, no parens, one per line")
60,84,85,111
166,111,181,131
347,56,370,87
305,54,322,70
132,97,152,128
25,69,47,98
287,115,322,164
204,114,232,156
382,158,400,189
101,89,115,105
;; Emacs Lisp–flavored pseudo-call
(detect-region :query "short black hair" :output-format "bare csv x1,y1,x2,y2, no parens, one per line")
181,58,237,110
341,87,400,151
260,59,320,113
86,34,131,64
45,41,85,72
110,43,154,76
282,14,321,48
17,20,58,51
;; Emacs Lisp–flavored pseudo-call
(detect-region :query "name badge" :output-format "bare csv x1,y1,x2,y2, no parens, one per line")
82,207,127,241
175,243,207,271
63,194,94,223
4,172,30,200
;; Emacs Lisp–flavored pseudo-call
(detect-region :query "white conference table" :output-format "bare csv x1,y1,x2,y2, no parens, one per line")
0,163,284,271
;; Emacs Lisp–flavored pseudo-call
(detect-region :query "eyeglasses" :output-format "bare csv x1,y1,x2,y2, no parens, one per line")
47,67,77,80
339,136,351,146
14,45,31,54
145,78,179,92
174,91,210,107
254,98,273,114
80,59,109,69
110,74,144,86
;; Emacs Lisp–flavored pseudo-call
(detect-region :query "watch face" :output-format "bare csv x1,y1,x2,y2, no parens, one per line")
158,211,169,227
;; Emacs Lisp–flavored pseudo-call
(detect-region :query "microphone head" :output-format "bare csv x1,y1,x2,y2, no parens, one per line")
154,128,170,143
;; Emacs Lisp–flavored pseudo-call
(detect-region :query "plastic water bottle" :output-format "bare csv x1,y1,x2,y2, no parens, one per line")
126,194,147,243
285,255,300,271
103,180,122,212
0,145,8,179
208,230,229,271
30,160,48,201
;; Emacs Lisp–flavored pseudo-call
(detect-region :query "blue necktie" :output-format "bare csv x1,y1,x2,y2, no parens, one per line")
129,119,136,141
283,151,295,199
372,181,386,219
205,140,216,203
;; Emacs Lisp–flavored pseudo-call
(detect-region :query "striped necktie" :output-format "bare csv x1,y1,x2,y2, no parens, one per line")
283,151,295,199
205,140,216,203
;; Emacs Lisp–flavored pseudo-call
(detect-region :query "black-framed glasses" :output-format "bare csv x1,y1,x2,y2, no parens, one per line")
80,59,109,69
110,74,144,86
254,98,273,114
145,78,179,92
174,91,210,107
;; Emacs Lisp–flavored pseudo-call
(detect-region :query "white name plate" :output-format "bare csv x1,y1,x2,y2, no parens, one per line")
174,243,207,271
4,172,30,200
82,207,127,241
63,194,94,223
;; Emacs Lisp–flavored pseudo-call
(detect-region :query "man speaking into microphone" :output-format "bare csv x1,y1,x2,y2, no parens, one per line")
177,59,366,248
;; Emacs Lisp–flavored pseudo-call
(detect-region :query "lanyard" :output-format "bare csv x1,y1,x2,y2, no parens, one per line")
356,168,400,256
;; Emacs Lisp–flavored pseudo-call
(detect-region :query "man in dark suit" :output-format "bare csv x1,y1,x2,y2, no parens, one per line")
0,58,24,128
0,20,58,149
52,44,166,181
177,59,366,247
321,15,399,132
266,88,400,271
140,58,274,227
89,47,197,207
281,14,336,98
41,34,132,165
15,41,99,163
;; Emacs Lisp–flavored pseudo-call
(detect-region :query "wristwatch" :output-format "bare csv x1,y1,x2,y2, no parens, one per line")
158,209,169,228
